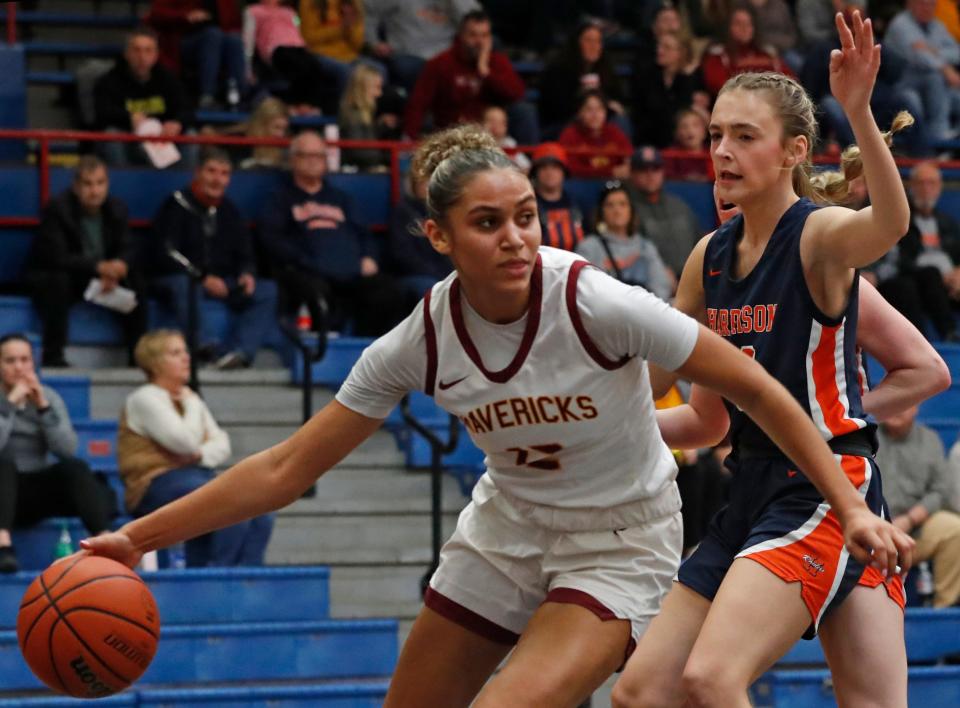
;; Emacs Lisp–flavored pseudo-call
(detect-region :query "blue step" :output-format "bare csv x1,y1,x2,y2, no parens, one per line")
137,681,389,707
0,620,398,690
26,71,74,86
74,419,118,471
23,41,123,57
0,696,136,707
0,11,140,27
933,342,960,372
777,608,960,666
195,110,336,128
752,666,960,707
921,417,960,450
0,566,331,630
919,385,960,419
42,376,90,420
0,229,32,284
10,517,130,572
290,336,373,386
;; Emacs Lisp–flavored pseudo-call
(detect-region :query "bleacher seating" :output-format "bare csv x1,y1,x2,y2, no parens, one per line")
0,567,396,704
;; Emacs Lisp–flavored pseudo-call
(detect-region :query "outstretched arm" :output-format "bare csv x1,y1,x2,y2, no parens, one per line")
676,324,914,576
858,277,951,417
81,401,383,567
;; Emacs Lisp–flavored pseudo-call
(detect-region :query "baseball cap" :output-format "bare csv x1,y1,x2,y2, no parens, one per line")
531,142,570,176
631,146,663,170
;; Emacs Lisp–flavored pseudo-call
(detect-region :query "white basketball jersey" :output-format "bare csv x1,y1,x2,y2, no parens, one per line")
337,247,699,508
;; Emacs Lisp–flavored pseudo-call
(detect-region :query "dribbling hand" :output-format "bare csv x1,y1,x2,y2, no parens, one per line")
830,10,881,116
841,506,914,578
79,532,142,570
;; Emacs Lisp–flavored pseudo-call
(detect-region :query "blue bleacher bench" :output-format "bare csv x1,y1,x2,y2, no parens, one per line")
0,566,332,629
0,11,140,28
10,517,130,571
42,376,90,420
136,682,390,707
23,41,123,57
0,619,398,690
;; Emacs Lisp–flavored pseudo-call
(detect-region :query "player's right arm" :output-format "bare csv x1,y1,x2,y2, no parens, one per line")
83,402,382,568
649,233,712,399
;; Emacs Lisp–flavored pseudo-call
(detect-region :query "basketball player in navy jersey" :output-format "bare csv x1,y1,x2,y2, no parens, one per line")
614,12,921,708
80,123,911,707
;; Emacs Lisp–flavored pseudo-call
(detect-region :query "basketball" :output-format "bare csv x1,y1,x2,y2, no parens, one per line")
16,555,160,698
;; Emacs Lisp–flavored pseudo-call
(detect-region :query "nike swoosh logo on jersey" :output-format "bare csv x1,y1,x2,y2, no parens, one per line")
438,375,469,390
787,469,798,478
709,269,723,276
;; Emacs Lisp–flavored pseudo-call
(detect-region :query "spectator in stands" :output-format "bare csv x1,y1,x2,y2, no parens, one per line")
402,10,537,145
797,0,846,47
800,1,928,155
239,97,290,170
148,149,279,370
876,405,960,607
338,62,398,172
558,89,632,179
866,161,960,341
242,0,344,115
633,31,708,148
885,0,960,144
746,0,800,68
482,105,531,173
93,27,190,167
937,0,960,43
0,334,114,574
258,131,408,335
146,0,246,109
364,0,480,92
664,107,713,181
530,142,585,252
538,19,628,140
627,146,704,283
575,181,673,300
386,171,453,299
25,157,146,369
298,0,371,100
700,5,793,98
119,330,273,566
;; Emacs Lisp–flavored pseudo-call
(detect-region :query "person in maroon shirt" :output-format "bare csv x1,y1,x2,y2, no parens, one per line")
700,5,793,98
557,89,632,179
402,10,537,144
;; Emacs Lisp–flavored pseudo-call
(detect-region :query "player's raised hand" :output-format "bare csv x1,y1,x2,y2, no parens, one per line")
830,10,881,116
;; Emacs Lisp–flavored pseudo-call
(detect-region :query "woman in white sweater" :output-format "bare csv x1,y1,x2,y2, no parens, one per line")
118,329,273,567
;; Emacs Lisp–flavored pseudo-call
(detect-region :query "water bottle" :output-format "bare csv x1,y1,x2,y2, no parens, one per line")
324,123,340,173
917,561,934,607
54,522,73,560
167,542,187,570
226,78,240,109
297,303,312,331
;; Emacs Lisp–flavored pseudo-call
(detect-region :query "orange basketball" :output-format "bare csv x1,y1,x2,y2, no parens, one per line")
16,555,160,698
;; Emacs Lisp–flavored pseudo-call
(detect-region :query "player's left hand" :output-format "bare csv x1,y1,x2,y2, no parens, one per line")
842,506,914,577
830,10,880,116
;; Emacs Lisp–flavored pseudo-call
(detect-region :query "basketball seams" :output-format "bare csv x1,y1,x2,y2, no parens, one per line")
47,616,70,694
19,555,85,608
50,608,134,686
21,574,148,648
61,606,160,640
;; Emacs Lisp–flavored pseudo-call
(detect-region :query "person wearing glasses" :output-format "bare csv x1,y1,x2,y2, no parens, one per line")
83,124,910,707
575,181,674,300
257,130,408,336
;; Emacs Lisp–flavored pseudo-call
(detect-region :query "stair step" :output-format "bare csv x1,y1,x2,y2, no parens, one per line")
329,565,429,620
0,566,331,630
0,620,398,691
303,467,468,513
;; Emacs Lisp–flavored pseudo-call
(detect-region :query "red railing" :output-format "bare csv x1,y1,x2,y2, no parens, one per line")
5,2,15,46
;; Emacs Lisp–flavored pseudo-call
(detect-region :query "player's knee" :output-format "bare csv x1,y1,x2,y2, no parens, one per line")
611,676,679,708
682,659,744,708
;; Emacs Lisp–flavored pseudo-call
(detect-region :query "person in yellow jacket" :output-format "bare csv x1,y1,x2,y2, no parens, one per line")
299,0,381,100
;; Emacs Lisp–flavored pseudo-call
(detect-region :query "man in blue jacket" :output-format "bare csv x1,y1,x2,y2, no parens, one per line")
258,131,406,336
148,148,278,369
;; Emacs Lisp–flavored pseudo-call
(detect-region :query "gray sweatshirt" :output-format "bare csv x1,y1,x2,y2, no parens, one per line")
876,423,956,523
0,385,78,472
364,0,480,60
575,232,674,302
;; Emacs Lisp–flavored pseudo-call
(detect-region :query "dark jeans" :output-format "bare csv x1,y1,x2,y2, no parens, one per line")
0,457,114,534
27,269,147,364
149,274,279,362
271,46,343,114
133,465,273,567
878,266,956,339
280,266,410,337
180,25,246,99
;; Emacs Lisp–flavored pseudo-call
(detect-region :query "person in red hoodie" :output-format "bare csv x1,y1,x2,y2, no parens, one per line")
557,89,632,179
700,5,793,98
146,0,246,109
402,10,537,144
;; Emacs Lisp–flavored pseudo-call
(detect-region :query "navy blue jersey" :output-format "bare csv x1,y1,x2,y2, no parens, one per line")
703,198,876,454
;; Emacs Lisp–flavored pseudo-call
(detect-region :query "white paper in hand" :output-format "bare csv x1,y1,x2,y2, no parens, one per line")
84,278,138,314
136,118,181,169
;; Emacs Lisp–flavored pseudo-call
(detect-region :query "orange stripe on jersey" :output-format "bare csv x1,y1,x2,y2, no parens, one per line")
840,452,867,488
809,322,861,437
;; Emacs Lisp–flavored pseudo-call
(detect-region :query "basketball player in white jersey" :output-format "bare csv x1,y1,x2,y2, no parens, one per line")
81,125,912,707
